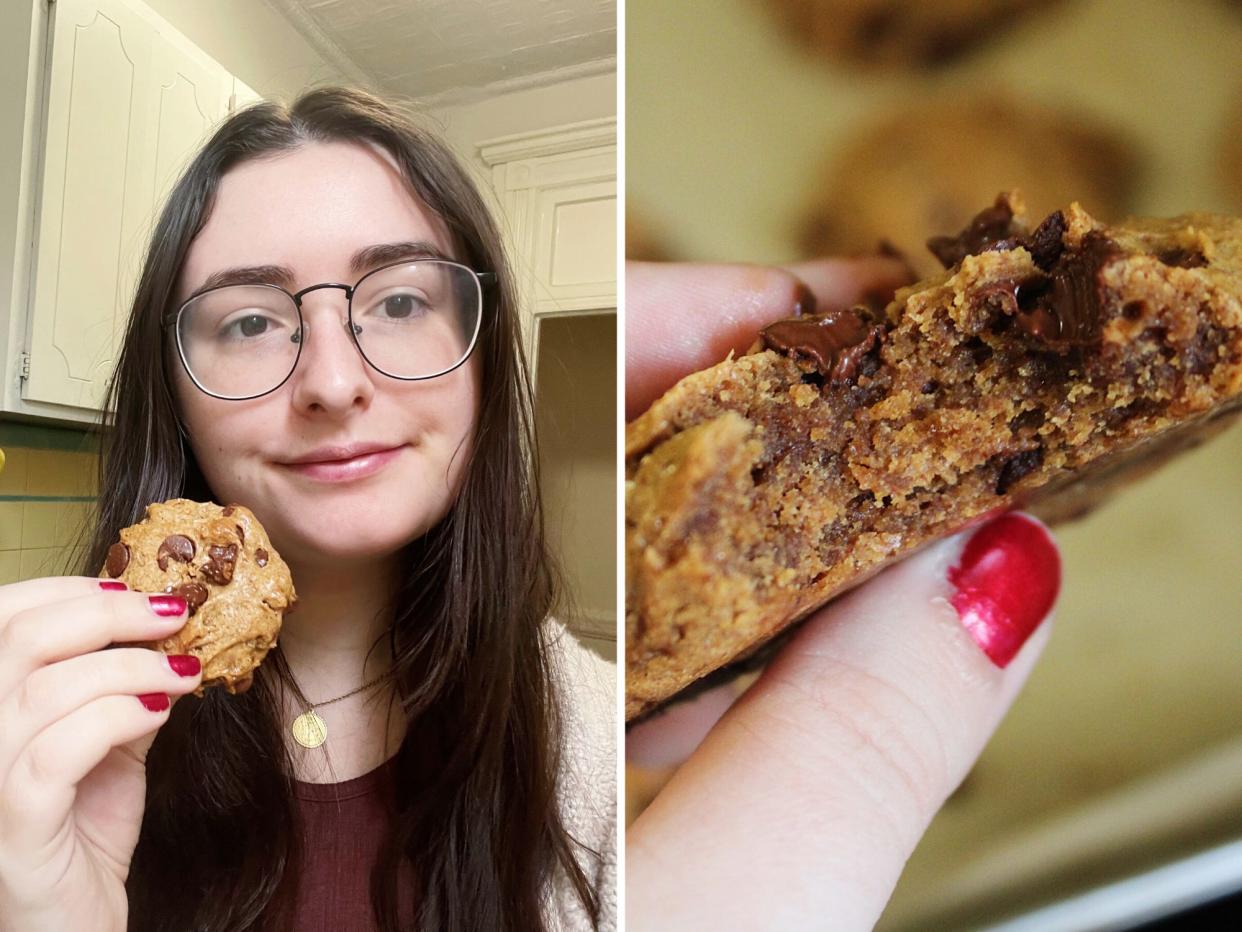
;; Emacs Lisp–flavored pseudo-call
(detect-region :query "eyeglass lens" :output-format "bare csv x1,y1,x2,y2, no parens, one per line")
176,260,482,399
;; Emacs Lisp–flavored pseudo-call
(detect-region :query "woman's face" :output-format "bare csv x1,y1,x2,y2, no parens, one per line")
173,141,480,568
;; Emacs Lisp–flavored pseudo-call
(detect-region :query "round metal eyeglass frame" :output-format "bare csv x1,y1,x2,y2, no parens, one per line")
164,258,495,401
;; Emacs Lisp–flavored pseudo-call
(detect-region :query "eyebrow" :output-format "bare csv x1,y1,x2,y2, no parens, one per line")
190,240,455,296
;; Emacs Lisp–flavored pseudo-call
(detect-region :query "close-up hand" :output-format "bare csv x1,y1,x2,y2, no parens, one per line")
0,579,201,932
625,260,1062,930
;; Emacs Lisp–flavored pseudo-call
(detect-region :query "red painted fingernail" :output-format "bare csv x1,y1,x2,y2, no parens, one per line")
947,513,1060,668
138,692,170,712
99,580,127,591
167,654,201,677
148,595,186,618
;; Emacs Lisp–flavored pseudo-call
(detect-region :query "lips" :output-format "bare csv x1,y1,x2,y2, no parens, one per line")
278,443,406,482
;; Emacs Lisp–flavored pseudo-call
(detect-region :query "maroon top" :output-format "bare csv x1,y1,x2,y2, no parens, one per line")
292,758,416,930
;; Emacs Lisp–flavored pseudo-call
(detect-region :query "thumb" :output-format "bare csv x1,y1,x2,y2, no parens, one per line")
627,513,1060,930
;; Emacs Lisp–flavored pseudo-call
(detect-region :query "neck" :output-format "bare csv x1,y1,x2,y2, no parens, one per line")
277,554,399,697
276,553,408,782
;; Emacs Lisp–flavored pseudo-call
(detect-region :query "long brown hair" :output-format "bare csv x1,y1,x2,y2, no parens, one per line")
83,87,600,931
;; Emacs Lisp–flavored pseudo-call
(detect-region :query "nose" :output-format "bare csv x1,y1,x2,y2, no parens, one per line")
287,290,374,416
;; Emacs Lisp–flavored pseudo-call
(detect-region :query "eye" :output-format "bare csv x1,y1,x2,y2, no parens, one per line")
373,292,430,320
237,314,269,336
219,312,284,341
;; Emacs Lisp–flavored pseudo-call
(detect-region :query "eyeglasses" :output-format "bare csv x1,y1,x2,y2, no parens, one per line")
165,259,494,400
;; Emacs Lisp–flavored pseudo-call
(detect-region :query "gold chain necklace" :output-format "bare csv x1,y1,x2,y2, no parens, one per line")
286,667,393,749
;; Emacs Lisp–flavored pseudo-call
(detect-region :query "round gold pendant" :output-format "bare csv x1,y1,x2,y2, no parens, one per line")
291,710,327,749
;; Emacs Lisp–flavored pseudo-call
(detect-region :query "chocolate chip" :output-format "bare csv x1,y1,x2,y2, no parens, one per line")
1156,247,1207,269
222,505,236,517
1027,211,1067,271
920,380,939,394
157,534,195,571
926,194,1022,269
201,544,238,585
1008,407,1046,434
105,542,130,578
996,447,1044,495
171,582,208,615
255,548,269,567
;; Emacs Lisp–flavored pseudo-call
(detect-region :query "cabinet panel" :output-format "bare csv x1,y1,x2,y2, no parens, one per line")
545,184,616,288
25,0,155,411
150,50,224,206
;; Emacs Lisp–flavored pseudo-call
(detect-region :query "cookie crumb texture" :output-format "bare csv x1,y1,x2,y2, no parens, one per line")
626,195,1242,720
101,499,296,694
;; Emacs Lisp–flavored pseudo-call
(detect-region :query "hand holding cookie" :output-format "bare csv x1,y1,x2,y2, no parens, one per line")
625,261,1059,929
0,576,200,931
99,500,297,694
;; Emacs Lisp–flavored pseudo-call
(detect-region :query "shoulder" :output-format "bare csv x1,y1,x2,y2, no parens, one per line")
543,620,617,929
544,620,615,793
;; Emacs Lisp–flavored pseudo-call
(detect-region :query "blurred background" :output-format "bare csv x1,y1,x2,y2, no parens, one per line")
0,0,616,660
627,0,1242,927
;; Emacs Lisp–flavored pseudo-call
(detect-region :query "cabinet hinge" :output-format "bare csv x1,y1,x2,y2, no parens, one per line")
19,352,31,381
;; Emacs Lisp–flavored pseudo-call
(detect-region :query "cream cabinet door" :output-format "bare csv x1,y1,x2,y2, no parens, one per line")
25,0,158,411
24,0,231,413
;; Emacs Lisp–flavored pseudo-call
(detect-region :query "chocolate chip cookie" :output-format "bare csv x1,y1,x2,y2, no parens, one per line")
759,0,1062,68
799,96,1136,279
101,499,296,693
627,193,1242,720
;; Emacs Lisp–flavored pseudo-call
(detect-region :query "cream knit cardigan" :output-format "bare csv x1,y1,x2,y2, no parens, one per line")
546,624,618,930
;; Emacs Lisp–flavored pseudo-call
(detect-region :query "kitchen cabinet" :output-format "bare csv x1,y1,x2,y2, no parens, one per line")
479,118,617,373
2,0,257,422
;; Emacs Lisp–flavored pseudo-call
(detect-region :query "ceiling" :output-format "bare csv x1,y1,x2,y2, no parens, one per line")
264,0,616,104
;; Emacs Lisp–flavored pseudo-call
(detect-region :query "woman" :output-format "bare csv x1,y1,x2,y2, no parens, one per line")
0,87,613,931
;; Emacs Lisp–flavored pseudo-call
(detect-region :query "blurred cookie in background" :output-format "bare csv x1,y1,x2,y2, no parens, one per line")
758,0,1065,69
798,94,1138,277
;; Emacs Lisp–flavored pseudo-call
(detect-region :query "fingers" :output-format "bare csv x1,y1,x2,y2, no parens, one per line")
625,257,910,419
0,648,202,783
626,684,741,768
627,513,1060,930
0,587,188,696
0,692,175,852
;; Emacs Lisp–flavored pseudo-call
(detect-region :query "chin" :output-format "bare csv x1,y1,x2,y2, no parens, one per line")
271,508,445,568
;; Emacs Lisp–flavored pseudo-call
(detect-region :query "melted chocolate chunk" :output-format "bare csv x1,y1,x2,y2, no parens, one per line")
171,582,208,615
926,195,1023,269
201,544,238,585
105,542,130,578
760,308,883,384
255,548,269,568
1034,232,1122,347
996,447,1044,495
1156,247,1207,269
157,534,195,571
973,232,1122,352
